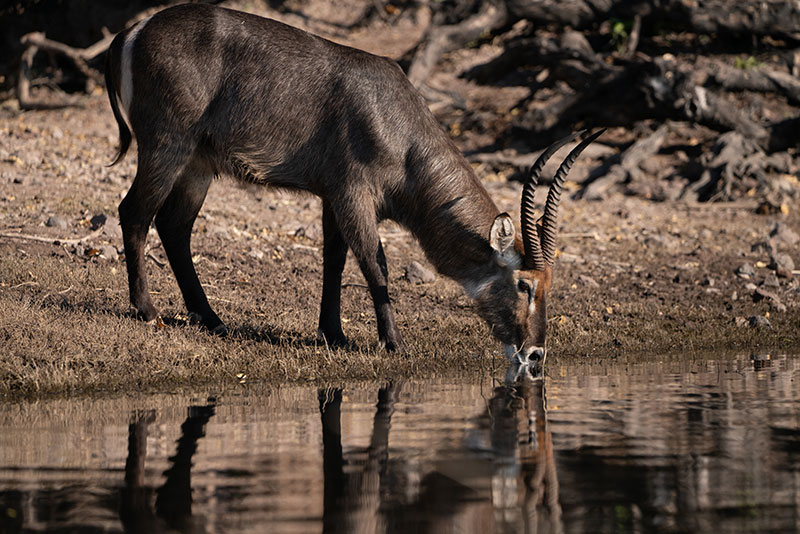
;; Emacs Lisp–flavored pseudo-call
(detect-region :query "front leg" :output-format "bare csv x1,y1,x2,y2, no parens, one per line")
353,238,403,351
332,202,403,351
361,240,403,351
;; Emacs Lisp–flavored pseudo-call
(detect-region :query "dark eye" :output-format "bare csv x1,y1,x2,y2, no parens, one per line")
517,280,531,293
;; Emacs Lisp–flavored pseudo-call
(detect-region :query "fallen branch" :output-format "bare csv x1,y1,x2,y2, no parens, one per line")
17,30,113,110
0,226,105,246
16,5,162,110
407,0,506,88
147,252,167,268
579,124,669,200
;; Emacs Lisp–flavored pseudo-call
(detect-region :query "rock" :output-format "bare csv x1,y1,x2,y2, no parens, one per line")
753,287,779,302
404,261,436,284
733,316,748,327
769,252,795,278
731,291,738,301
45,215,68,229
208,224,229,239
770,222,799,247
101,216,123,240
89,213,107,230
247,248,265,261
748,315,771,328
702,277,715,287
762,274,780,288
753,287,787,312
577,274,600,288
744,282,758,291
558,252,585,264
736,263,755,278
99,245,118,261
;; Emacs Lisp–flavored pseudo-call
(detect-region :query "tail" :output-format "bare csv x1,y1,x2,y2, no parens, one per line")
105,33,132,166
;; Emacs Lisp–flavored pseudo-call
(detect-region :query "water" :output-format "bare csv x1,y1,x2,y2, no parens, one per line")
1,353,799,533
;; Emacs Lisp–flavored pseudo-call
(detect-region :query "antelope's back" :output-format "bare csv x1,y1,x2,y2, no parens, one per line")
117,4,440,193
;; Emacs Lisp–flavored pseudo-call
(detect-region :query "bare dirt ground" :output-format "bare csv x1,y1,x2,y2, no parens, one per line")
1,2,799,397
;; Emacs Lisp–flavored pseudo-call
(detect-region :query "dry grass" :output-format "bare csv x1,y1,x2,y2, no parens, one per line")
1,221,797,398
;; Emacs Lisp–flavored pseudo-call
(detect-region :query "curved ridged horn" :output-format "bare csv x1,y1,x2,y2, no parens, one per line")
521,131,583,270
540,129,606,266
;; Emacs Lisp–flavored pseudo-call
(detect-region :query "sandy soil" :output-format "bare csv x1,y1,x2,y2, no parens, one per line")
1,4,798,397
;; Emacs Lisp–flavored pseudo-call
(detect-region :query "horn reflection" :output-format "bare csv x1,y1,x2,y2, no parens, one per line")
489,365,562,534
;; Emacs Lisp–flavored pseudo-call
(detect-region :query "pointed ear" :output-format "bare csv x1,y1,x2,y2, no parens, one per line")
489,213,515,254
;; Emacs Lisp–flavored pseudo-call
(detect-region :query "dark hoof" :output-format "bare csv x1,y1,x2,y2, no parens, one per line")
133,305,159,322
380,337,405,352
318,329,349,348
188,312,227,336
208,323,228,337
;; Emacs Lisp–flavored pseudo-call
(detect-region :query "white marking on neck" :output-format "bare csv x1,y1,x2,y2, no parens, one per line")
497,248,522,270
462,274,496,300
120,16,152,124
462,248,522,300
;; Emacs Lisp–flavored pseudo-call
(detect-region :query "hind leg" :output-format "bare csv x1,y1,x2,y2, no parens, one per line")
154,161,225,334
318,202,348,346
118,143,191,322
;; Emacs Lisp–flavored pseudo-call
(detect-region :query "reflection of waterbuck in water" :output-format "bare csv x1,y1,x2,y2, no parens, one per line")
489,371,562,533
319,371,560,533
120,403,216,534
319,383,400,533
105,3,601,358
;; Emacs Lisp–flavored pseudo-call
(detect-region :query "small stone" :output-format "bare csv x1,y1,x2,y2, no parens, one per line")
762,274,780,288
577,274,600,288
558,252,585,264
733,316,748,327
90,213,108,230
99,245,118,261
744,282,757,291
736,263,755,278
208,224,229,239
247,248,265,261
702,277,715,287
769,253,795,278
404,261,436,284
753,287,779,302
753,287,786,312
748,315,771,328
770,222,799,247
731,291,738,301
101,216,122,240
46,215,68,229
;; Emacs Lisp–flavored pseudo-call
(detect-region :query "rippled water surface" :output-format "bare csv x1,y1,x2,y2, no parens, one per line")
1,353,799,533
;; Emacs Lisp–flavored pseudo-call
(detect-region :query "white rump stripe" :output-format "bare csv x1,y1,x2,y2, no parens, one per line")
120,16,152,122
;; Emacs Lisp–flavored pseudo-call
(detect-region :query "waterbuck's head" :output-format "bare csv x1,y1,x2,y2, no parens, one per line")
473,130,604,365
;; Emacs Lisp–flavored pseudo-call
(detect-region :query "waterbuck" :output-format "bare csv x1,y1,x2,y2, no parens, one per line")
105,4,601,362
